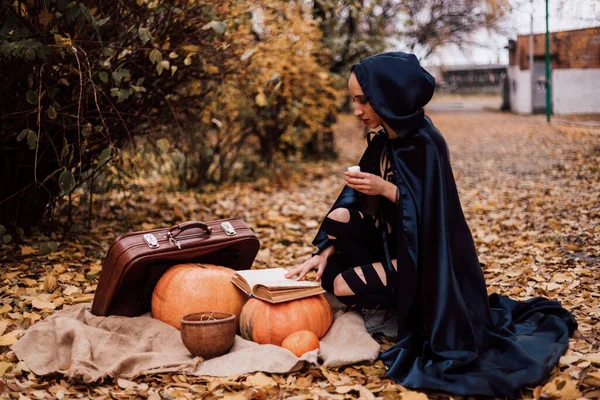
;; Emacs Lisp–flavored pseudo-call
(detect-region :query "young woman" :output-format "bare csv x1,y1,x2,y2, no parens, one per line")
285,52,576,398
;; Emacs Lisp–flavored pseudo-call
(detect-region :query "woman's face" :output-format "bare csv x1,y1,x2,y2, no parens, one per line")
348,72,383,130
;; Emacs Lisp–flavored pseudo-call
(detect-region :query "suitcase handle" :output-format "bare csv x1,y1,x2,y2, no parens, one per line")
167,221,213,238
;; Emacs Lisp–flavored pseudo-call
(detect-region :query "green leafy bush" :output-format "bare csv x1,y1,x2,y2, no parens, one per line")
0,0,339,230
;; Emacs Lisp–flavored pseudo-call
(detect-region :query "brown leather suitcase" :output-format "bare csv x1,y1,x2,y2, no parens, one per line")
91,218,260,317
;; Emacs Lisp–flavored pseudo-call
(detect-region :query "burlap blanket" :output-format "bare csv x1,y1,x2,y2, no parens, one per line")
12,298,382,382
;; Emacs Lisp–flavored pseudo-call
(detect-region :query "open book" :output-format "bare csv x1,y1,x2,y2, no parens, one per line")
231,268,325,303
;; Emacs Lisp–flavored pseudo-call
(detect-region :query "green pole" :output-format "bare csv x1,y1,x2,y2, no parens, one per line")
545,0,551,122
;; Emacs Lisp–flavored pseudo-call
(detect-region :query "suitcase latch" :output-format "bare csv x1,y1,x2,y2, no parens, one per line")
143,234,160,249
221,221,236,236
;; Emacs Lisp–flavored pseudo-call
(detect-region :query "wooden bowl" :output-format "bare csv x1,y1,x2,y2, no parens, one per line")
180,311,236,359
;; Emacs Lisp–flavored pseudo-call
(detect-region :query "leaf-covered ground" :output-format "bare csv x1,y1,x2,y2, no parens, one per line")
0,110,599,399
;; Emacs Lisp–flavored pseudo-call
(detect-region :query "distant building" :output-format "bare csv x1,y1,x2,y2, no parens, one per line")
436,64,507,95
507,26,600,114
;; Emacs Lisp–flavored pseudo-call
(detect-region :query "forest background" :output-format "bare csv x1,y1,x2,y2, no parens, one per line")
0,0,511,234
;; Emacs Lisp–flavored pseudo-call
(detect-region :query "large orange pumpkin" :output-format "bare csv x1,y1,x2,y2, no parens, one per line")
152,263,248,330
281,330,320,357
239,294,332,346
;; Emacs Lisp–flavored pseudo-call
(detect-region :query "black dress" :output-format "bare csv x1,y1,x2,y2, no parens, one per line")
318,147,400,310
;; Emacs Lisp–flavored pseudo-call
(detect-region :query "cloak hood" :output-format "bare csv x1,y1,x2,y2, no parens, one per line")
351,52,436,137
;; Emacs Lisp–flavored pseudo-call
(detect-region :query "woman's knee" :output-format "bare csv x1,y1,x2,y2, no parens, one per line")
327,208,350,223
333,274,355,296
324,208,351,240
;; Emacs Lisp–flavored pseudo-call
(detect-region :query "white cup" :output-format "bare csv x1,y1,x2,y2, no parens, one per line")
347,166,361,172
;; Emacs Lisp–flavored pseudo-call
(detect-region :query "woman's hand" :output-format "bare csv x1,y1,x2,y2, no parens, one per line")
345,171,395,199
285,254,328,281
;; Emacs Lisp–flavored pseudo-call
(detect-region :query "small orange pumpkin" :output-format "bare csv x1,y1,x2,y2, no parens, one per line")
152,263,248,330
281,330,320,356
239,294,332,346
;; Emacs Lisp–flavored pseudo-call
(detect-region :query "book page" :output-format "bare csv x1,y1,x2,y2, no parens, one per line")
255,280,321,290
254,285,324,303
235,268,319,290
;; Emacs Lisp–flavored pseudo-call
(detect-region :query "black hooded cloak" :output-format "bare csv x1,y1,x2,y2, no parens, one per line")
311,52,577,398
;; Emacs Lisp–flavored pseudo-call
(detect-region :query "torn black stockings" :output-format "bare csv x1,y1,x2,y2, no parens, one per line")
319,208,398,310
